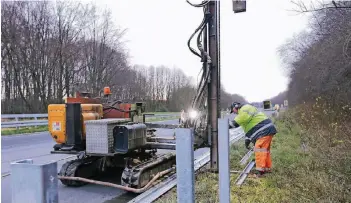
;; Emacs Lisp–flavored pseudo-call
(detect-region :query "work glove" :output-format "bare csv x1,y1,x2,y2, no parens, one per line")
245,139,251,150
229,120,239,129
228,121,234,129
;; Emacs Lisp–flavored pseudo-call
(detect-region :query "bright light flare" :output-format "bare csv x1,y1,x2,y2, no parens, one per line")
189,110,198,119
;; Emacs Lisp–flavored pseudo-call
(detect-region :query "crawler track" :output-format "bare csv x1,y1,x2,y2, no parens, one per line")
59,157,101,187
121,153,176,188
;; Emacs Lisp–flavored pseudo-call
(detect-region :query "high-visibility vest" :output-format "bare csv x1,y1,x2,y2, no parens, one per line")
234,104,268,133
234,104,276,142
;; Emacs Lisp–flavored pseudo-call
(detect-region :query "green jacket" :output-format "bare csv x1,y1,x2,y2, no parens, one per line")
234,104,277,142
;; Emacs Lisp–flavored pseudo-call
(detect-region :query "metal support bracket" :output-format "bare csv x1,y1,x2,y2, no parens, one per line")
11,159,58,203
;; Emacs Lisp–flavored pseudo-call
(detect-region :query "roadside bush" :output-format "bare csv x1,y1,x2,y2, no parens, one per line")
156,105,351,203
279,104,351,202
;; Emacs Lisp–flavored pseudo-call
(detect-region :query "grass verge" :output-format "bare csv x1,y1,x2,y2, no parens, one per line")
156,110,351,203
1,126,49,136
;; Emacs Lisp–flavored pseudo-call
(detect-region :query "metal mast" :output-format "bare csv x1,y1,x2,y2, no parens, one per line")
187,0,246,171
208,0,220,171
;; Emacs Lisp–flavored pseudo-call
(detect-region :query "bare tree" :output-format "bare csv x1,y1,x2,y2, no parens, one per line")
279,1,351,113
1,1,129,113
1,1,247,113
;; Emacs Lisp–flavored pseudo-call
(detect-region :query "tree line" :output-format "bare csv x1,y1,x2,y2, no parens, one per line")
268,91,287,106
1,1,246,114
276,3,351,198
1,1,130,113
278,1,351,111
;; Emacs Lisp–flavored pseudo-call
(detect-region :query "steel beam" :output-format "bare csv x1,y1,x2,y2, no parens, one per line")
218,118,230,203
175,128,195,203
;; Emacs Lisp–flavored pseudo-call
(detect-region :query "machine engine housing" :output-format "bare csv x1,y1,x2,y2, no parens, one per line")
84,118,130,155
113,123,147,153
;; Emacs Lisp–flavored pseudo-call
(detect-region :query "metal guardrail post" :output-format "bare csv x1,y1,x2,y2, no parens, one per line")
218,118,230,203
15,117,19,130
175,128,195,203
11,159,58,203
34,116,38,128
143,114,155,123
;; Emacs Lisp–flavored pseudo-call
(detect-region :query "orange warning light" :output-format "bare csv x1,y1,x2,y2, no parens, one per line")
104,87,111,95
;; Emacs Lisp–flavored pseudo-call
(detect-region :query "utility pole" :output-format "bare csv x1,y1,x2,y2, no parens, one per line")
208,0,220,171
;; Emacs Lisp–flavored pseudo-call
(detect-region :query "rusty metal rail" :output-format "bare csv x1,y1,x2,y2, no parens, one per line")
239,149,253,166
235,160,255,186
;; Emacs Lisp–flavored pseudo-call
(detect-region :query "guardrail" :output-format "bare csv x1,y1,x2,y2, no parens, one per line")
1,114,48,129
1,113,180,129
146,114,180,119
1,109,276,129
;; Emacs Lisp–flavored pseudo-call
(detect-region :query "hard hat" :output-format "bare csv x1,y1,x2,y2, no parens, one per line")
230,102,241,113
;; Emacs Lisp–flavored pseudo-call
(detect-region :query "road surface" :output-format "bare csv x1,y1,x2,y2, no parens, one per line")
2,110,275,203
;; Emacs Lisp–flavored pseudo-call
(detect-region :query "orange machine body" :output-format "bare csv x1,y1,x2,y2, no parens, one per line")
65,97,101,104
49,90,135,144
103,103,131,119
48,104,103,144
65,93,132,119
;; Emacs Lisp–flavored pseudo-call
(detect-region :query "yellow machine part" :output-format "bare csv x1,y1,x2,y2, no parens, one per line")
48,104,103,144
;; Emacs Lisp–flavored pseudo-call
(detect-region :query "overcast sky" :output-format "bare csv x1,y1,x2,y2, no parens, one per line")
94,0,310,102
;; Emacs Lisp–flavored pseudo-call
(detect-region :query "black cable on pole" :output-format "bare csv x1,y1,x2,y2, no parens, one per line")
187,14,206,58
186,0,210,8
192,20,210,106
187,2,211,109
186,0,213,130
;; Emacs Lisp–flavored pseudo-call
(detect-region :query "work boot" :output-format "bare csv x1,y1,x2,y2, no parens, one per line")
265,169,272,173
249,170,265,178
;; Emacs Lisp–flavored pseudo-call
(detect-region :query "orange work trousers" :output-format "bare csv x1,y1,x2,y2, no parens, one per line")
254,135,273,172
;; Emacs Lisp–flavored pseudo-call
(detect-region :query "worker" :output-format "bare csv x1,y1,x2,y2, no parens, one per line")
229,102,277,177
273,104,280,117
180,109,185,124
